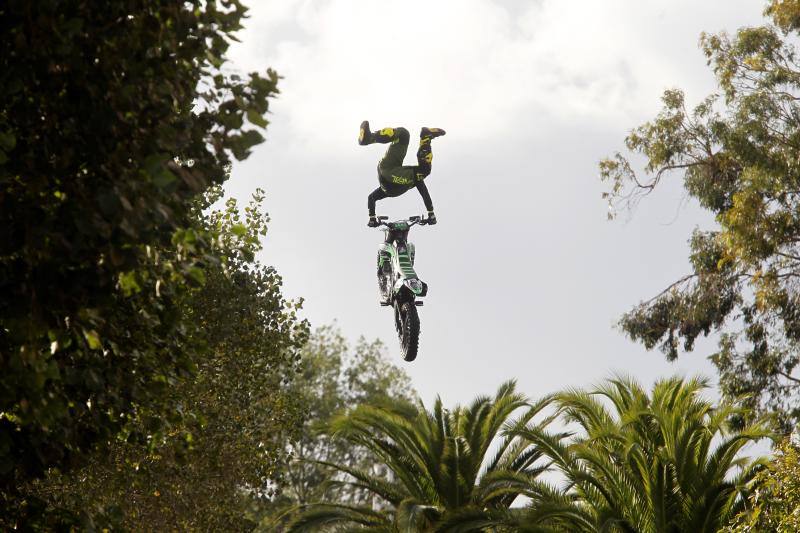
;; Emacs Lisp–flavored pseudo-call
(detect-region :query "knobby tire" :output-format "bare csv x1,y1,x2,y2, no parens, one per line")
397,301,420,362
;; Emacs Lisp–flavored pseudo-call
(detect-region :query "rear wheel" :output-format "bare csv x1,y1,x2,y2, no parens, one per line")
395,301,420,361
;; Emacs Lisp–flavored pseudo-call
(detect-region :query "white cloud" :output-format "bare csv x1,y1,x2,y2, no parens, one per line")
228,0,762,154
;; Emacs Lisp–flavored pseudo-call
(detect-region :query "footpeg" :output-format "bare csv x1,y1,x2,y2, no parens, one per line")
414,301,424,306
380,302,391,306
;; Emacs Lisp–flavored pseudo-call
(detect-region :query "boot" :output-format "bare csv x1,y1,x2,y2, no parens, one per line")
420,127,446,140
358,120,373,145
359,121,397,145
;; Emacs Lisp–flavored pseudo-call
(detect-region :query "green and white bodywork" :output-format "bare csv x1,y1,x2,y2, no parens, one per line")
373,216,431,362
377,219,428,304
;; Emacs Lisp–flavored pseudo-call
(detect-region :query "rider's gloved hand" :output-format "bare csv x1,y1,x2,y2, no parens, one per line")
427,212,437,225
368,216,379,227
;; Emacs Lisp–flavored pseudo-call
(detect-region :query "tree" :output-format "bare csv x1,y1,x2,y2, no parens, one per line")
286,381,554,532
20,189,309,530
600,0,800,429
725,436,800,533
517,376,772,533
1,0,278,502
256,325,417,529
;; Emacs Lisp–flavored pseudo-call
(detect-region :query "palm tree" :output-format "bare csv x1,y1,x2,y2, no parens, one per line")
286,380,556,532
514,375,773,533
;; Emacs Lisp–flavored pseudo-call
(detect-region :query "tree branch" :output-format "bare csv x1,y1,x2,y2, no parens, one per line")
778,370,800,385
641,274,697,306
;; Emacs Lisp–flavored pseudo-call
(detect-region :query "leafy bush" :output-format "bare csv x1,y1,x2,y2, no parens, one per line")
725,437,800,533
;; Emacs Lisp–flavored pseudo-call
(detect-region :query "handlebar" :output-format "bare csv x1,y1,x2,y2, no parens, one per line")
375,215,431,228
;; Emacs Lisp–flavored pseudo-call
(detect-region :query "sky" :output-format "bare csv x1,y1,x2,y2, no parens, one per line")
224,0,767,408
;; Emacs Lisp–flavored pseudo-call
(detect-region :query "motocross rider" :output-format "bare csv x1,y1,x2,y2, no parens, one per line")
358,121,446,227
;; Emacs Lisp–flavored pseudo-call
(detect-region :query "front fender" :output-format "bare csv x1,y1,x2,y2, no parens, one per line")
394,278,427,298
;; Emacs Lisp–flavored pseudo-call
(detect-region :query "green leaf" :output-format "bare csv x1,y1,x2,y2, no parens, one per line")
143,153,168,175
188,266,206,285
84,329,102,350
119,271,142,296
153,168,177,189
0,131,16,151
247,108,268,128
231,223,247,237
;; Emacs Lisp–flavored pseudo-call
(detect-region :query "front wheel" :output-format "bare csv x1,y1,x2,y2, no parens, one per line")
395,301,420,362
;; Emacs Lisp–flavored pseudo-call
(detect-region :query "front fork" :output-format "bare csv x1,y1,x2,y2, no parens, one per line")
393,301,402,333
377,247,392,304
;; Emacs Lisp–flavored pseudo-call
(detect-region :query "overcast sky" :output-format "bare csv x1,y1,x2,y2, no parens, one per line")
224,0,766,407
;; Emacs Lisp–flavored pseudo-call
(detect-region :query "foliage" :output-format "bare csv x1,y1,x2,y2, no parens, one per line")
274,373,770,533
600,0,800,429
21,190,308,530
285,381,555,532
725,436,800,533
256,325,417,530
0,0,278,502
516,376,773,533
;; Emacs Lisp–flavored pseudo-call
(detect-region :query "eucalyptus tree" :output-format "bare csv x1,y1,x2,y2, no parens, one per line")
285,381,555,532
516,376,772,533
600,0,800,429
724,437,800,532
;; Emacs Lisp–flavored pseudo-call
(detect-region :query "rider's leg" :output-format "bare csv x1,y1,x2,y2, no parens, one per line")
377,127,410,171
415,137,433,180
414,127,446,180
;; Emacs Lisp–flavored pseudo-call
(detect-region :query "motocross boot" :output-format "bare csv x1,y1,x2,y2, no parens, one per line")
359,121,396,145
358,120,372,145
420,127,446,140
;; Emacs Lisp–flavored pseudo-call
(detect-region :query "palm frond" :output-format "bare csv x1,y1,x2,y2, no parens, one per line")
286,503,392,532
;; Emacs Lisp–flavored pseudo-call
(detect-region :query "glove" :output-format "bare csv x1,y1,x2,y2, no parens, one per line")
368,216,379,227
427,212,437,225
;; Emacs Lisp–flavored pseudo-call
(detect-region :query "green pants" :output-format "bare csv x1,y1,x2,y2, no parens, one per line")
376,127,433,196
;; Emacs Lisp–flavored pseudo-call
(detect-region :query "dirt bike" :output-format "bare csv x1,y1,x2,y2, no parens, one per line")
373,215,431,361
